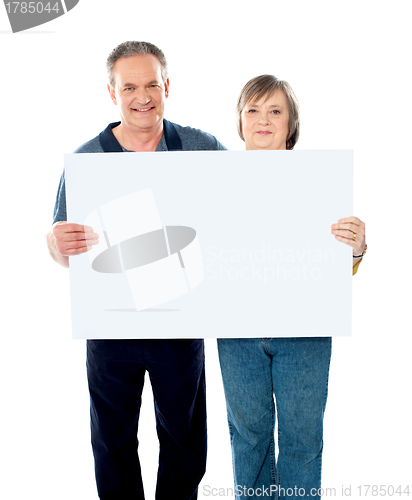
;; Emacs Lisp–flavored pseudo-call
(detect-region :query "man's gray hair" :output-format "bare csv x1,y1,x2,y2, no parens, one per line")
106,41,168,87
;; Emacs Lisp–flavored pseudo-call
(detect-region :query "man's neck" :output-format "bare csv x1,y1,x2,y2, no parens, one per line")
112,122,164,152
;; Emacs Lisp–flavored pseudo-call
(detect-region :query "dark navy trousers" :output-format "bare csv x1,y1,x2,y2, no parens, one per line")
86,339,207,500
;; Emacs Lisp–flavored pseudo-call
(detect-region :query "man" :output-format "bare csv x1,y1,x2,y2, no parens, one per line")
46,41,226,500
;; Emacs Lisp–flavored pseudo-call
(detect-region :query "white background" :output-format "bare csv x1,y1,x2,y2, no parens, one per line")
0,1,410,498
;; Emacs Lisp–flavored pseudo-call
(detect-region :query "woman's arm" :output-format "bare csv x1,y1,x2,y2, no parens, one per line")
331,216,366,270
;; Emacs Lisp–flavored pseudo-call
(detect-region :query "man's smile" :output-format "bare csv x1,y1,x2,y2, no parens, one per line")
132,107,155,112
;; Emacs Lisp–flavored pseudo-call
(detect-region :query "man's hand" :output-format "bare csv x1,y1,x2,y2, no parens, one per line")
46,222,99,268
331,216,366,263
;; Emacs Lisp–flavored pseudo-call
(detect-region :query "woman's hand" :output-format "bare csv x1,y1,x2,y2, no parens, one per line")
331,216,366,257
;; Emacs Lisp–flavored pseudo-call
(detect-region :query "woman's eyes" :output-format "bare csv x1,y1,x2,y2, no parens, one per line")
246,109,280,114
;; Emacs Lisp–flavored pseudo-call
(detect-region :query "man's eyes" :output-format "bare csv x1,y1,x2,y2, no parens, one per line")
124,85,160,91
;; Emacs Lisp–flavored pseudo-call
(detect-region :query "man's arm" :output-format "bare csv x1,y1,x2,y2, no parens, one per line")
46,222,99,268
48,168,99,268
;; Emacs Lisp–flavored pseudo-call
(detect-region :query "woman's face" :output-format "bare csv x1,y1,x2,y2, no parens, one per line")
241,90,290,150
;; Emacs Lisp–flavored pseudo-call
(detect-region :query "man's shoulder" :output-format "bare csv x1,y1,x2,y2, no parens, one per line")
73,121,226,153
170,121,226,151
73,135,104,154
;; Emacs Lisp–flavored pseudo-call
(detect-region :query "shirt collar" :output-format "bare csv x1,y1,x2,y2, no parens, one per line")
98,119,182,152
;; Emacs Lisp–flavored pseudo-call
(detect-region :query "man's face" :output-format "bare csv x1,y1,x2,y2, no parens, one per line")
108,54,169,134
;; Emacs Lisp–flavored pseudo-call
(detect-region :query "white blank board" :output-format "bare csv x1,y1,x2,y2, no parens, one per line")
66,150,353,339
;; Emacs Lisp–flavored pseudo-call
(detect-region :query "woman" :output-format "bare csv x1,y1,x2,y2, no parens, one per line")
217,75,366,500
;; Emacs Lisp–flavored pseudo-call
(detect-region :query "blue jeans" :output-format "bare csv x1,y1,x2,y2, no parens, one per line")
217,337,332,500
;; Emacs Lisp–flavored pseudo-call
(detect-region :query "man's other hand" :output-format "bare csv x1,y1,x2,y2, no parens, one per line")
46,222,99,268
